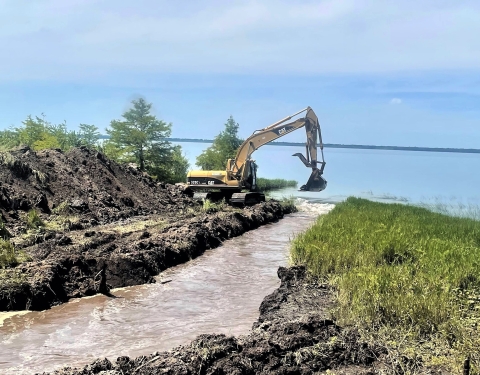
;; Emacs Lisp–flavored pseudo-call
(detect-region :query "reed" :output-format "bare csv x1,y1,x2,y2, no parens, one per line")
256,178,297,191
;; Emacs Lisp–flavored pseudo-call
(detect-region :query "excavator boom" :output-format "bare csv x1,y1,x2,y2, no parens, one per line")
229,107,326,192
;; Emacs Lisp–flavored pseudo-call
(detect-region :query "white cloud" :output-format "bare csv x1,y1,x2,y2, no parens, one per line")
0,0,479,82
390,98,402,105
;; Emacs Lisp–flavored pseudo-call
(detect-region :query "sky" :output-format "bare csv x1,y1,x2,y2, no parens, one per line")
0,0,479,148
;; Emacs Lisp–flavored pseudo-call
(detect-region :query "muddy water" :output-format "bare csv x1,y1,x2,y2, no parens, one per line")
0,207,331,374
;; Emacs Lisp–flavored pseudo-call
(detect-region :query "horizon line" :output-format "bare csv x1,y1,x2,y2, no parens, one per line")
98,136,480,154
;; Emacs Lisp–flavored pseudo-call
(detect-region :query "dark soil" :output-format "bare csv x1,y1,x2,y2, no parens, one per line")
0,145,192,236
42,267,384,375
0,146,294,312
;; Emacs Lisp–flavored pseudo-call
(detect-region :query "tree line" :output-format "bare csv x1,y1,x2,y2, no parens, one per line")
0,98,187,183
0,98,245,183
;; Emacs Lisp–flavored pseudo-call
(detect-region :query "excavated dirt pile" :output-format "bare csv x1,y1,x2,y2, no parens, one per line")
0,146,294,312
0,145,192,235
44,267,384,375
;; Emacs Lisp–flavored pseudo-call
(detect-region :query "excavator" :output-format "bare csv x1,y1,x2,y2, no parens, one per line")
186,107,327,205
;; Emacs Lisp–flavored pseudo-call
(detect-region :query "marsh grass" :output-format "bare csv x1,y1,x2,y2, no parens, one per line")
291,197,480,373
256,178,297,191
419,200,480,221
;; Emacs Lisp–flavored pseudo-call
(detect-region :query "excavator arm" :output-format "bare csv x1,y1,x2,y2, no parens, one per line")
228,107,327,192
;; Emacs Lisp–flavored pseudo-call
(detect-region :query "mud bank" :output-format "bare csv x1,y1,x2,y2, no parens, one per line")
0,201,292,312
43,267,382,375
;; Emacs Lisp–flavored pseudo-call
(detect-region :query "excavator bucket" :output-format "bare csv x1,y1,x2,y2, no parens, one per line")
300,168,327,192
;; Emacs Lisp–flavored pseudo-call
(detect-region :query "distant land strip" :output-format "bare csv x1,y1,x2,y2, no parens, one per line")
168,138,480,154
98,136,480,154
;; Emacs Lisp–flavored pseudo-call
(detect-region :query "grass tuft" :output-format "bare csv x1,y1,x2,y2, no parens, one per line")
26,209,44,229
0,239,30,268
0,240,17,268
52,201,71,216
202,199,227,213
290,197,480,373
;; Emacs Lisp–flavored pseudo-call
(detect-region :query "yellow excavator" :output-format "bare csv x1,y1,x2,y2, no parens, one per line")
186,107,327,205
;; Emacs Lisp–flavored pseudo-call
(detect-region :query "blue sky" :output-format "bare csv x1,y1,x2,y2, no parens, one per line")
0,0,479,148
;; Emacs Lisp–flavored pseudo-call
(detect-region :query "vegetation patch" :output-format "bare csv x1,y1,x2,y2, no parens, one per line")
201,199,227,214
102,217,167,234
26,209,44,229
290,197,480,373
0,239,30,268
256,178,297,191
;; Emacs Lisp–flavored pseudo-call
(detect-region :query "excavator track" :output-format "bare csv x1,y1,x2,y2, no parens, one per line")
229,192,265,206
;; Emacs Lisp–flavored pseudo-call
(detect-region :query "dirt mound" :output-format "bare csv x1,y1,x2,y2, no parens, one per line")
0,146,192,235
43,267,383,375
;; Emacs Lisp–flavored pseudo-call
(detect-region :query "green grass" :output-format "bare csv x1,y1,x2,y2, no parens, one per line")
256,178,297,191
290,197,480,373
26,209,44,229
202,198,227,213
0,239,30,268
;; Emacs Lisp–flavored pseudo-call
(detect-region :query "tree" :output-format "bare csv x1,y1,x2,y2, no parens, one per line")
16,115,45,147
0,129,20,150
46,122,81,150
13,115,81,151
106,98,189,182
79,124,100,148
32,133,61,150
169,145,190,183
107,98,172,171
196,116,243,170
148,145,189,183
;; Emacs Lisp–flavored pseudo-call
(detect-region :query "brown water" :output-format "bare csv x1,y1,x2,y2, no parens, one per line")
0,210,326,374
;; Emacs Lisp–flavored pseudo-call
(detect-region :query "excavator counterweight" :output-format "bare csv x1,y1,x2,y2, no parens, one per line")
186,107,327,205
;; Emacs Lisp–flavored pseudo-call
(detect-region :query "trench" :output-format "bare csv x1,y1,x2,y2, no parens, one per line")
0,205,331,375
